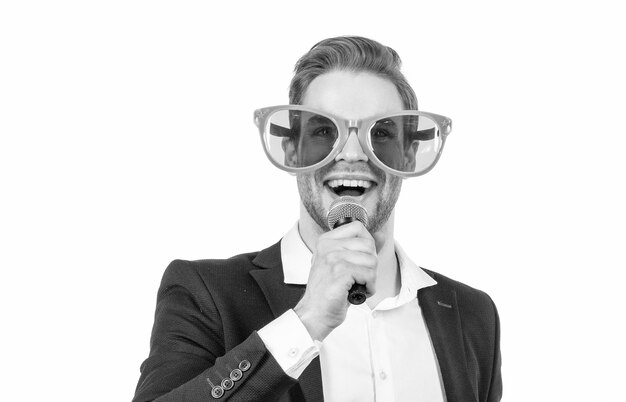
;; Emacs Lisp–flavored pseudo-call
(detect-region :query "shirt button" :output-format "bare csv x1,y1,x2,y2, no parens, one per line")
379,371,387,380
288,347,299,357
372,311,378,318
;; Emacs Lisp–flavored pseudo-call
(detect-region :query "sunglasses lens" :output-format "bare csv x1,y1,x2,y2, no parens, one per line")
369,114,443,174
263,109,339,169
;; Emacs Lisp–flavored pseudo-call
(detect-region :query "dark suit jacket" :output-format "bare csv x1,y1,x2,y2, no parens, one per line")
133,240,502,402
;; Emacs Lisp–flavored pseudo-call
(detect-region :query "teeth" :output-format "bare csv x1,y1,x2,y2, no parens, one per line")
327,179,372,189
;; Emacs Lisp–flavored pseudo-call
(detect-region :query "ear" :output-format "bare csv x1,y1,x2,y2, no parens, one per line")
403,141,419,172
282,138,298,167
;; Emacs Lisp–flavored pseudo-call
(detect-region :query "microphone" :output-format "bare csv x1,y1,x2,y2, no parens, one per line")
327,196,370,305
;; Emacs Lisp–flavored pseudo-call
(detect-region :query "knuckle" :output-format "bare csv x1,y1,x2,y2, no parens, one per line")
327,250,346,264
365,255,378,268
317,238,332,251
323,251,336,263
359,238,376,253
367,269,377,281
330,259,345,272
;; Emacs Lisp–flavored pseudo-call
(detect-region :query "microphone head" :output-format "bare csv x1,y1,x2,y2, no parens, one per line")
327,196,369,229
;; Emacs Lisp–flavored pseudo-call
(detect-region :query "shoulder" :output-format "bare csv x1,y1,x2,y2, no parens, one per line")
160,251,261,291
422,268,498,317
155,248,278,322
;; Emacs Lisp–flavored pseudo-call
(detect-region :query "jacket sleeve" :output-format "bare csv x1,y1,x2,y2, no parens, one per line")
132,260,297,402
487,298,503,402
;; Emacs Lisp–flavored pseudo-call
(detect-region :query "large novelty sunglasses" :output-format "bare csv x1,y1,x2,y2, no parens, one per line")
254,106,452,178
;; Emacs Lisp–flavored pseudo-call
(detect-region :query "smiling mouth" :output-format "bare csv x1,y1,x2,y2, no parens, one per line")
326,179,374,197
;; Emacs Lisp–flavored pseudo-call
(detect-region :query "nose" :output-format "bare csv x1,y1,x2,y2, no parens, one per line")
335,128,368,163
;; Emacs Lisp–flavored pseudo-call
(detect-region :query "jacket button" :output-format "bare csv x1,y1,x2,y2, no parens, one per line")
221,378,234,390
211,386,224,399
230,368,243,381
239,360,251,371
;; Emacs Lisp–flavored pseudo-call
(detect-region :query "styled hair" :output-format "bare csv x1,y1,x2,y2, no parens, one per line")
289,36,418,110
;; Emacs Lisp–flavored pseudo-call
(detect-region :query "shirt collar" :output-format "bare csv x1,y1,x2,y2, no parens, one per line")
281,222,313,285
281,222,437,299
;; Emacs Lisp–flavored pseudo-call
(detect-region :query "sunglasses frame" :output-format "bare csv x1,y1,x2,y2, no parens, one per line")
253,105,452,178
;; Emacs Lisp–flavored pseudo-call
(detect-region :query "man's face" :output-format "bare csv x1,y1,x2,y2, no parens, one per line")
296,70,404,233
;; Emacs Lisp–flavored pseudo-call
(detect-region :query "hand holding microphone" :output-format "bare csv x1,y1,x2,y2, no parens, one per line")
294,196,378,341
327,197,370,305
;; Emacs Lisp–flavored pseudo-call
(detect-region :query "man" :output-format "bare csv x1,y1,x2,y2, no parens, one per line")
133,36,502,402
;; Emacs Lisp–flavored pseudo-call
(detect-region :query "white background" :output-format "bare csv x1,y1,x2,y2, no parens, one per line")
1,1,624,401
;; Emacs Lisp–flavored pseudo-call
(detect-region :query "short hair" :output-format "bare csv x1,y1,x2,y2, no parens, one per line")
289,36,418,110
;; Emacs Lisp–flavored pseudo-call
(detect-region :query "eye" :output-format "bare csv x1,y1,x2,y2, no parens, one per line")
372,128,396,141
312,126,335,137
371,120,399,142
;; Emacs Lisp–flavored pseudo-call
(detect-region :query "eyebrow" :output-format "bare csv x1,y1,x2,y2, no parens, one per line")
375,119,399,127
303,114,333,125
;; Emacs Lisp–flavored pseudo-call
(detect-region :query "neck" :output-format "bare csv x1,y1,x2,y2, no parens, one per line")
298,202,401,307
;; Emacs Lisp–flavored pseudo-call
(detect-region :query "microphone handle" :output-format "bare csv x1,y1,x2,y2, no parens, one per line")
333,216,368,305
348,283,367,305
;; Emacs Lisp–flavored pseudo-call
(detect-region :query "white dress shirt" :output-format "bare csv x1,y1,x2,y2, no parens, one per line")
258,223,446,402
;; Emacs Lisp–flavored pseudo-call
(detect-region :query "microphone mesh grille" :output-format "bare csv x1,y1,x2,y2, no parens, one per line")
327,196,369,229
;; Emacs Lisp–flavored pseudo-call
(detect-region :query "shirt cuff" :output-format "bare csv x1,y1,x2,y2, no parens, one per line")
258,309,320,379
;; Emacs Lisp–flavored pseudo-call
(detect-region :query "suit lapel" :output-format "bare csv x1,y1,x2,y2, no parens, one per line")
419,277,477,402
250,242,305,316
249,241,324,402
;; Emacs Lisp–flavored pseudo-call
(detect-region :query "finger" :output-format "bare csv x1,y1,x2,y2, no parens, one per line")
317,235,375,254
323,220,373,240
334,237,376,254
345,265,377,296
327,250,378,269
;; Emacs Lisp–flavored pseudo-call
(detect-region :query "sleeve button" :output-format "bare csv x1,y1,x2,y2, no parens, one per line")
239,360,251,371
288,347,299,357
211,386,224,399
221,378,234,390
230,368,243,381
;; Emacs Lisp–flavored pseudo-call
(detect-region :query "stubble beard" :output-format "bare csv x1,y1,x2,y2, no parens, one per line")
297,163,402,234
